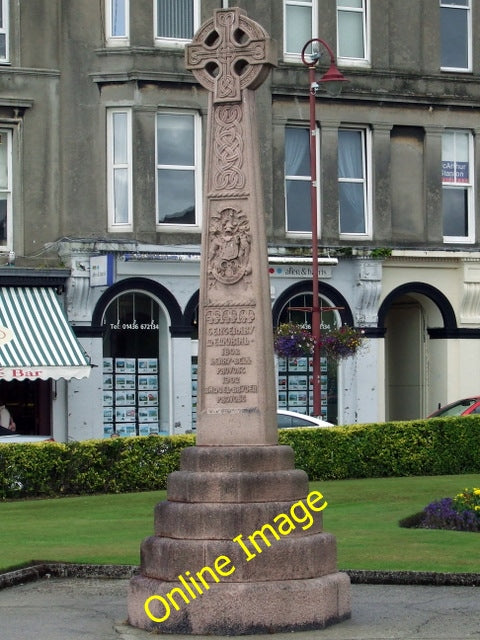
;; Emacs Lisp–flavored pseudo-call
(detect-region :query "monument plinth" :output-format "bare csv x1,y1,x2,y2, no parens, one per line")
127,8,351,634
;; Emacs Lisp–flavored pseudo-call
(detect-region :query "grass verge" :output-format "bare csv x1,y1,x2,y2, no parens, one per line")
1,474,479,574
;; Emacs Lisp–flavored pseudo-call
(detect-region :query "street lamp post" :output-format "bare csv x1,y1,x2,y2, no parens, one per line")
300,38,347,418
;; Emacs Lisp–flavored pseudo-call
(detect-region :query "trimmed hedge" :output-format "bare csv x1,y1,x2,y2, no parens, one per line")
0,417,479,499
278,417,480,480
0,435,195,499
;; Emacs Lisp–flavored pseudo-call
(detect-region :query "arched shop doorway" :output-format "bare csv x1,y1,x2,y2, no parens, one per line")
100,290,171,437
273,284,353,425
378,282,456,421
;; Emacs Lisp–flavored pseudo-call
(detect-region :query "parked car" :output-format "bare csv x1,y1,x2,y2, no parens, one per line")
428,396,480,418
0,433,54,443
277,409,333,429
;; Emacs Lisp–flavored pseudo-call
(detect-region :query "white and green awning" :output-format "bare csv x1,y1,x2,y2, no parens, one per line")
0,287,91,381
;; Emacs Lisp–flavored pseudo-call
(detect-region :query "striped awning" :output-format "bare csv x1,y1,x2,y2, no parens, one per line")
0,287,91,381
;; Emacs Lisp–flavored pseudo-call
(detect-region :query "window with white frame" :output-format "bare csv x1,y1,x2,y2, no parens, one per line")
440,0,471,71
0,129,12,248
442,130,474,242
338,128,370,236
284,0,316,60
155,0,198,44
156,112,201,228
0,0,9,63
107,109,133,231
336,0,369,64
106,0,129,45
284,126,319,234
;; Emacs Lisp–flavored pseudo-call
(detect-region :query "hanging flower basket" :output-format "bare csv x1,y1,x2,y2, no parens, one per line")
273,323,315,359
274,323,365,361
320,325,365,361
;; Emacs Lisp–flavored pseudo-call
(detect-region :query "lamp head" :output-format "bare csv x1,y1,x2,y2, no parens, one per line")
318,62,349,96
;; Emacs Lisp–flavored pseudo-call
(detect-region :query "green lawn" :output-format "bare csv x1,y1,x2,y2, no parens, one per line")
1,474,479,574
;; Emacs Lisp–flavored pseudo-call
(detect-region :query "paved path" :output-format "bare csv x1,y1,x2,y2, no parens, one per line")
0,578,479,640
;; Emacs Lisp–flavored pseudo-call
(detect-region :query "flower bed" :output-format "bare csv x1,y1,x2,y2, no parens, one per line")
399,487,480,532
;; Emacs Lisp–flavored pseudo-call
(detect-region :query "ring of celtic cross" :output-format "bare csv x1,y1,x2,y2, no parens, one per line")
185,8,276,104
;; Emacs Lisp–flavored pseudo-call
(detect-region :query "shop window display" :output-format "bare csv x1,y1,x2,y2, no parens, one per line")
102,291,165,437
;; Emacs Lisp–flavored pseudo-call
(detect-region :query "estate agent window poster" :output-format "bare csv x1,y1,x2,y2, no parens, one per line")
138,390,158,406
115,391,136,406
191,357,198,428
138,407,159,423
115,358,136,373
275,354,336,420
138,375,158,390
102,357,160,436
115,375,136,390
138,358,158,374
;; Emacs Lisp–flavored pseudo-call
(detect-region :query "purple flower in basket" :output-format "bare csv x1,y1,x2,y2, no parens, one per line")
273,323,315,359
319,325,365,361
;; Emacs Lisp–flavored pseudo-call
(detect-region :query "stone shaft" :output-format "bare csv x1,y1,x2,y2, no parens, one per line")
186,8,278,446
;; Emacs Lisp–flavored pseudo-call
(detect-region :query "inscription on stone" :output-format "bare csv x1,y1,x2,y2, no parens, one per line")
203,305,257,411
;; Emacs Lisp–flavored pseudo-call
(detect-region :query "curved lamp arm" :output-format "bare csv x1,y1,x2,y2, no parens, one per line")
301,38,348,96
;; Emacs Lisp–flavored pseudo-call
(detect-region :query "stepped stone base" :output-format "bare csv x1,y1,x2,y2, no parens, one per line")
128,572,351,635
127,445,351,634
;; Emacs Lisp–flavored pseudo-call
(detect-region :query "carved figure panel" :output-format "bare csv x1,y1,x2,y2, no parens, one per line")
208,207,252,287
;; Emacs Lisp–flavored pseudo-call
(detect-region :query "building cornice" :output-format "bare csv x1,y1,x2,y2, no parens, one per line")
0,267,70,288
389,249,480,263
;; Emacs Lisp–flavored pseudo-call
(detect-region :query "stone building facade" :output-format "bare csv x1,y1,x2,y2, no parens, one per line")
2,0,480,440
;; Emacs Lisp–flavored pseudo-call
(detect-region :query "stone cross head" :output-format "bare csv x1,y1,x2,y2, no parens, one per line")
185,8,277,104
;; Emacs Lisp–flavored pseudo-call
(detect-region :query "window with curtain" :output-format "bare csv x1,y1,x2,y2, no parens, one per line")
285,126,318,234
156,112,201,227
0,129,11,248
336,0,368,63
338,128,369,236
107,109,132,231
155,0,198,42
440,0,471,71
284,0,315,59
442,130,474,242
0,0,9,62
106,0,129,43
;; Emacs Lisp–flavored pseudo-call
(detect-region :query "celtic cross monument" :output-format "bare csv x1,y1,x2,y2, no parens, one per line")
128,9,350,634
187,7,278,446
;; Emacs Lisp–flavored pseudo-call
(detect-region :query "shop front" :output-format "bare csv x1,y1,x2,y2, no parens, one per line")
92,277,192,438
84,254,378,438
0,278,91,437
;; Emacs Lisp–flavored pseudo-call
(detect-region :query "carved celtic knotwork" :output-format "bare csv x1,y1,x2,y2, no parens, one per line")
212,104,245,193
208,207,251,286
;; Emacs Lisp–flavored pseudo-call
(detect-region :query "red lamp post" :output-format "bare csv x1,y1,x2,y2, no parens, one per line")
300,38,348,418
